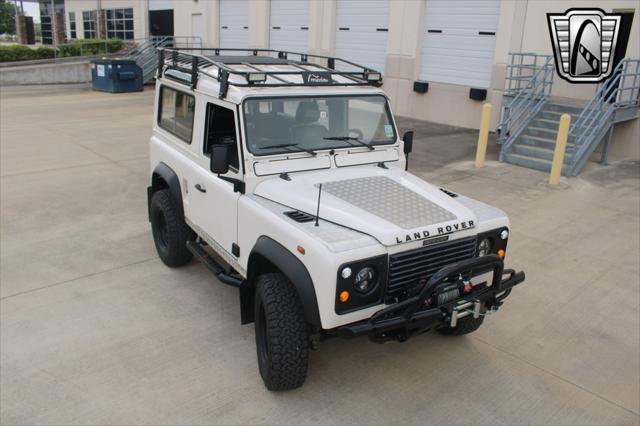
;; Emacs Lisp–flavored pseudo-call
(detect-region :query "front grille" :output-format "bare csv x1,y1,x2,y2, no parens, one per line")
386,236,477,302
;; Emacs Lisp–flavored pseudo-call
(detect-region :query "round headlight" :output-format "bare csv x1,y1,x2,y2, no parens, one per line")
500,229,509,240
354,267,377,294
341,267,352,279
478,238,491,257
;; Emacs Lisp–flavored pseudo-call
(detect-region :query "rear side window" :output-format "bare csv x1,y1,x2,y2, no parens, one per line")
158,86,195,143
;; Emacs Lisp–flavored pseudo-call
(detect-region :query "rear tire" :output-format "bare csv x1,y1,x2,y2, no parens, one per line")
437,316,484,336
254,272,309,391
150,189,194,267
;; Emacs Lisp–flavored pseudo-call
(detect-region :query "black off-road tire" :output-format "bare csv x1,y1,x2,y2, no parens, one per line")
150,189,194,267
437,316,484,336
254,272,309,391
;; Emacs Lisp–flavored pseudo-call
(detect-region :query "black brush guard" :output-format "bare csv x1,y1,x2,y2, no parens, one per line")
338,255,525,342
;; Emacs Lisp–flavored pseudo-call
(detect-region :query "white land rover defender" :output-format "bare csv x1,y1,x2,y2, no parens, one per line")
148,48,525,390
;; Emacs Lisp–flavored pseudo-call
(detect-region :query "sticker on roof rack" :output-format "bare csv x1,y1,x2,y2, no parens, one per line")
302,72,334,85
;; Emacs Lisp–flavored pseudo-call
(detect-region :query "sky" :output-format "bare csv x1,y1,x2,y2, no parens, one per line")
15,1,41,23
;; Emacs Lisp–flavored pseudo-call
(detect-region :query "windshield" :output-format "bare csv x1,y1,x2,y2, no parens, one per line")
243,95,397,156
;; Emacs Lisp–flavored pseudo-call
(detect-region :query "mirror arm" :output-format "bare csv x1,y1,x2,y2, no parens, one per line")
217,175,245,194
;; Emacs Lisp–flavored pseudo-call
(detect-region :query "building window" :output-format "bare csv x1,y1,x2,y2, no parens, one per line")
158,86,195,143
38,0,64,44
106,8,134,40
69,12,76,39
83,11,96,38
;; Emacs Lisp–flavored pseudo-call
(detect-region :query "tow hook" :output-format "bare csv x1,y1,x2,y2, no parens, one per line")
450,300,485,327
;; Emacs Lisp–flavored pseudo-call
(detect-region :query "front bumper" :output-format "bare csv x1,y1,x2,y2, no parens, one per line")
337,255,525,342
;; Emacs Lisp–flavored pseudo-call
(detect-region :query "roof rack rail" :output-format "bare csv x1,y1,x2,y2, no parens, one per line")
157,47,383,98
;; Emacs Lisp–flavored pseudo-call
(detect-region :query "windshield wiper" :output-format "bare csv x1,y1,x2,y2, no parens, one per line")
259,143,317,157
323,136,375,151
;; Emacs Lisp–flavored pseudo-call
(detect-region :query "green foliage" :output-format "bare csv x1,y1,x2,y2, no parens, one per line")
0,1,16,35
33,46,55,59
0,38,125,62
0,45,46,62
58,38,123,57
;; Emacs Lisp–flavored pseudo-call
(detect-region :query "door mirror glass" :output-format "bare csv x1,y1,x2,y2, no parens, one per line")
210,144,230,174
403,131,414,154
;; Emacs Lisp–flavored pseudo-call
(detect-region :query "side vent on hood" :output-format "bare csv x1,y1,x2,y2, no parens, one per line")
284,211,316,223
439,188,458,198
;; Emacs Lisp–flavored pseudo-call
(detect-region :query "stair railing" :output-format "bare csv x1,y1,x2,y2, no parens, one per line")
498,55,554,158
126,36,203,83
504,53,554,97
567,59,640,175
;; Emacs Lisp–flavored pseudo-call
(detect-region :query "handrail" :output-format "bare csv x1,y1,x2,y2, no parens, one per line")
498,55,554,154
125,36,203,83
504,53,554,96
567,58,640,173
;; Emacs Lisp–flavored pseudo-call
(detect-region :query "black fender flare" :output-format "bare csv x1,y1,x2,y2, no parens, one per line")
242,236,321,330
148,162,184,221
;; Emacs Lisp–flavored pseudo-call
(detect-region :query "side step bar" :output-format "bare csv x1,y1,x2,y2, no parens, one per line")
186,240,243,287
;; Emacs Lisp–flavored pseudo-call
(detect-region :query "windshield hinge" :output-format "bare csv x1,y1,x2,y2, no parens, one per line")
218,70,229,99
218,175,245,194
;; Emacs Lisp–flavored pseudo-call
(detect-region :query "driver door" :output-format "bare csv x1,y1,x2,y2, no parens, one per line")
189,99,242,261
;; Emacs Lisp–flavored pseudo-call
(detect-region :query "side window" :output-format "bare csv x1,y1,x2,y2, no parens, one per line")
204,103,239,170
158,86,195,143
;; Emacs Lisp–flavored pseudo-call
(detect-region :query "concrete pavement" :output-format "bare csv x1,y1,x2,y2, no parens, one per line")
1,85,638,425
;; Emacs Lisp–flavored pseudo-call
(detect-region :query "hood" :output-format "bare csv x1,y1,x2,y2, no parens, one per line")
253,166,478,246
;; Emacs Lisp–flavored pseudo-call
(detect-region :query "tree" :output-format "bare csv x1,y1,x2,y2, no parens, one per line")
0,0,17,35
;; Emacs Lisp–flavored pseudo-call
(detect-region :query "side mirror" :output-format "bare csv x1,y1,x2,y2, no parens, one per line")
210,144,230,175
403,131,414,154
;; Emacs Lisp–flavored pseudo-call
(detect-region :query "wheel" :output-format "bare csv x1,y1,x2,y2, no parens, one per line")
149,189,194,267
254,272,309,391
437,316,484,336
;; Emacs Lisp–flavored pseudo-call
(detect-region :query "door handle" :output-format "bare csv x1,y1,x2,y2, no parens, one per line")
195,184,206,193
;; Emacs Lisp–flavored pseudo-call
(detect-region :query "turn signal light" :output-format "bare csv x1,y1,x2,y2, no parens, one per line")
339,290,350,303
297,245,306,255
497,249,505,258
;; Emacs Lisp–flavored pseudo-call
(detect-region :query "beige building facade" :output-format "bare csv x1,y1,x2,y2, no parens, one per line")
61,0,639,160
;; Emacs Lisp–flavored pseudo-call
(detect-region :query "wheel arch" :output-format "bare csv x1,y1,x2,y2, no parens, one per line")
241,236,321,331
148,162,184,222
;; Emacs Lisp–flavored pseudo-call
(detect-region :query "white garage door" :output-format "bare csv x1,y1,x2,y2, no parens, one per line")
220,0,248,50
419,0,500,88
335,0,389,73
270,0,310,53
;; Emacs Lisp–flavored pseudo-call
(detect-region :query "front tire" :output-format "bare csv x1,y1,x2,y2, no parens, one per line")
437,316,484,336
150,189,194,267
254,273,309,391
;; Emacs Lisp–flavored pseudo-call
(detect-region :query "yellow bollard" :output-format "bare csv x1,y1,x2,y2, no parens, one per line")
475,103,492,168
549,113,572,186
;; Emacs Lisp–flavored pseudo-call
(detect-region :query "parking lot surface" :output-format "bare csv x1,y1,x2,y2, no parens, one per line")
1,85,639,425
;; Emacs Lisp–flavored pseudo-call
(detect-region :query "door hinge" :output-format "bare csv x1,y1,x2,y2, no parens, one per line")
232,243,240,257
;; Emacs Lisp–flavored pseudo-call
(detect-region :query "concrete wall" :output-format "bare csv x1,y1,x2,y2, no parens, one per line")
173,0,219,47
248,0,270,49
0,61,91,86
308,0,336,56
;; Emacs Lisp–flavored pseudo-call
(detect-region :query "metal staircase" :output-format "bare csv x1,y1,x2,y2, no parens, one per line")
125,36,202,83
565,59,640,175
498,53,640,176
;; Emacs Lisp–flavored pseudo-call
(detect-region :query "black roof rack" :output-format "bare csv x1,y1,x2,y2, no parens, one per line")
157,48,383,99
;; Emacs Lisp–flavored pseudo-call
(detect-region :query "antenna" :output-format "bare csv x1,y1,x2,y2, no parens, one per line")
315,184,322,227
